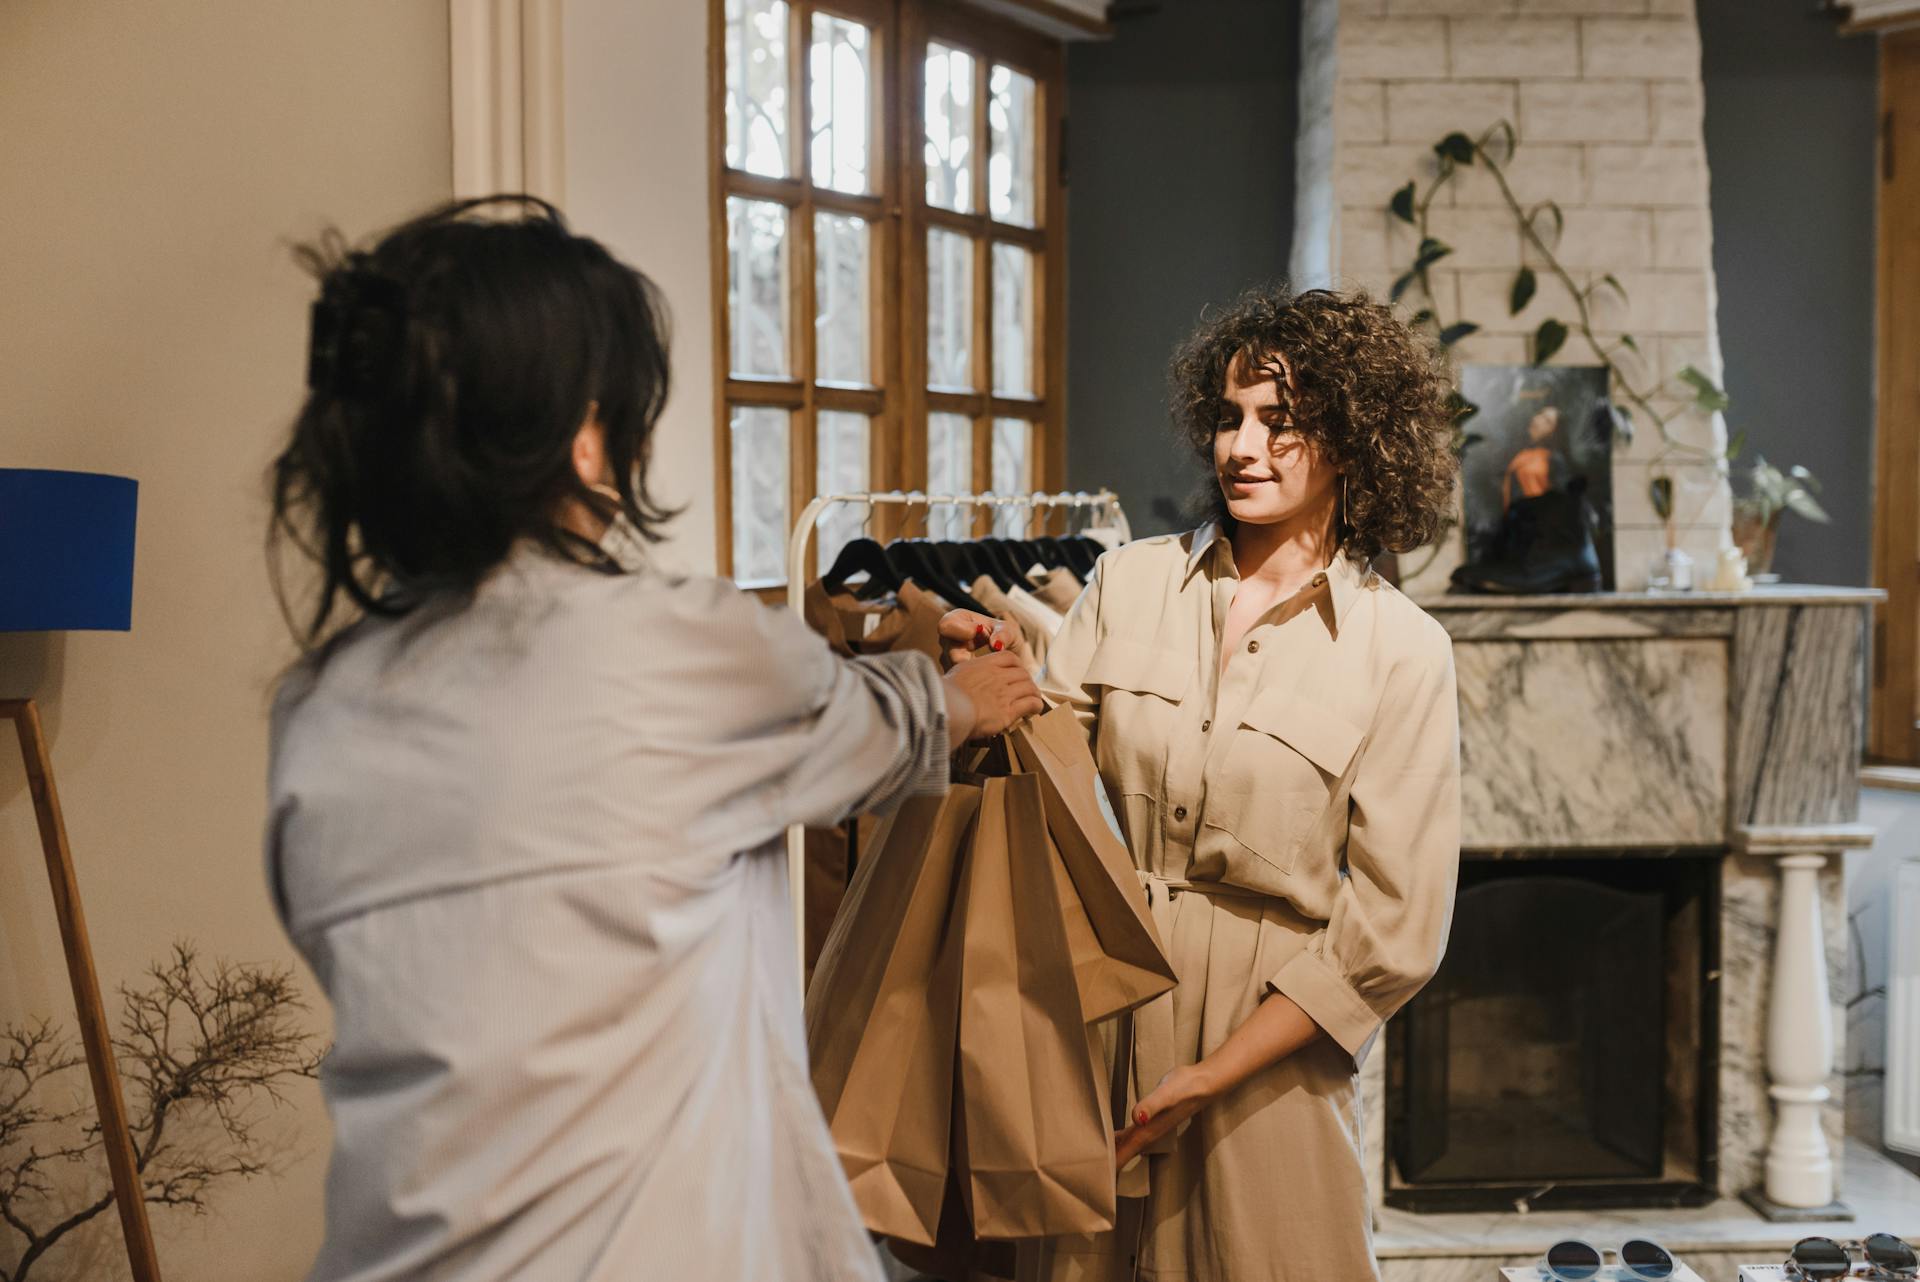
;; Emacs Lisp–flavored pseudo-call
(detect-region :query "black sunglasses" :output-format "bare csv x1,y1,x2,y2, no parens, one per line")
1542,1238,1676,1281
1787,1233,1919,1280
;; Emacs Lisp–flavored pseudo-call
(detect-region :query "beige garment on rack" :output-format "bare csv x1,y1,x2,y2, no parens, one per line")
970,576,1043,677
1028,566,1086,613
1022,525,1461,1282
1004,584,1065,642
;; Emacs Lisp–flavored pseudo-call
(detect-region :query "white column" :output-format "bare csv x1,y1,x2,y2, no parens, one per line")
1763,851,1835,1208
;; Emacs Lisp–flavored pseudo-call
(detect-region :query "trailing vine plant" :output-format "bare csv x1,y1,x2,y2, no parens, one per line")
1385,120,1738,557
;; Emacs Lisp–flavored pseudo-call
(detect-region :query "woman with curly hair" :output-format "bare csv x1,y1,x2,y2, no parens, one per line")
947,285,1462,1280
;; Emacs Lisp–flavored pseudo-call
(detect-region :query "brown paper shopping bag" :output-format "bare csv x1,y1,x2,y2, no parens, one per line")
805,785,979,1245
954,771,1116,1239
1010,706,1176,1021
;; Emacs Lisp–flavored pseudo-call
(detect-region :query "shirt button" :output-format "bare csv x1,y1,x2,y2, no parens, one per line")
1247,640,1260,654
1174,805,1188,820
1200,719,1212,733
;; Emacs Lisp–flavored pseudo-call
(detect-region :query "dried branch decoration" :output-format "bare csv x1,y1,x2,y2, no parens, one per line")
0,943,323,1282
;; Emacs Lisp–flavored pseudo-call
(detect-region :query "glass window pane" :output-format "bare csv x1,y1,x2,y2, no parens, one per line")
924,43,976,213
730,406,790,585
991,243,1035,398
725,0,790,178
927,412,973,540
815,411,870,569
810,14,871,193
989,65,1037,226
927,229,975,391
991,418,1033,536
814,213,870,385
728,197,790,379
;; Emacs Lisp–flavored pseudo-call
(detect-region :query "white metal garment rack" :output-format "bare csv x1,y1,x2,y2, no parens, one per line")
781,488,1132,985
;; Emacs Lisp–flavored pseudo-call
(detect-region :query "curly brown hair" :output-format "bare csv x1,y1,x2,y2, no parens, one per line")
1168,284,1458,562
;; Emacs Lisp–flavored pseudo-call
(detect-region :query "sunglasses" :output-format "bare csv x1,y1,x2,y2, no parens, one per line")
1786,1234,1919,1280
1542,1238,1677,1281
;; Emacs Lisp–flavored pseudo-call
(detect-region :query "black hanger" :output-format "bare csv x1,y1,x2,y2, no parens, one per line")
973,539,1027,591
821,536,902,598
1029,537,1072,571
884,538,992,615
1061,537,1102,580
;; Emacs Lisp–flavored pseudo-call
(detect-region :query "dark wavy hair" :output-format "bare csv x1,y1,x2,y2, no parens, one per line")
1168,284,1457,562
269,195,675,652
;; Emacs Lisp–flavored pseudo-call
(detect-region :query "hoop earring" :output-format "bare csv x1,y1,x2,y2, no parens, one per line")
1341,474,1350,526
588,482,621,507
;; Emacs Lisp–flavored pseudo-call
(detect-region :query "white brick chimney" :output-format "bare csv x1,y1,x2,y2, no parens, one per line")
1294,0,1732,593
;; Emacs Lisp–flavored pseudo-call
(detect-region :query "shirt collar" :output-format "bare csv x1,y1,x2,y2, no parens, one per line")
1182,521,1371,630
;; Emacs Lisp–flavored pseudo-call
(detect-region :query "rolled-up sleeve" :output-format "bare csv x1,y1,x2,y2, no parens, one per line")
1267,635,1461,1069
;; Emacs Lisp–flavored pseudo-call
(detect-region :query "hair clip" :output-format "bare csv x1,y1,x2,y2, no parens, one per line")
307,260,408,398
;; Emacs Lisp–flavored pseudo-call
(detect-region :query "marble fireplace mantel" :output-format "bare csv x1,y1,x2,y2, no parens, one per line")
1363,583,1885,1230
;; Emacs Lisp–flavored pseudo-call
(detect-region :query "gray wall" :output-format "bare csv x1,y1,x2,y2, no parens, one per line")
1699,0,1879,586
1063,0,1297,536
1062,2,1879,571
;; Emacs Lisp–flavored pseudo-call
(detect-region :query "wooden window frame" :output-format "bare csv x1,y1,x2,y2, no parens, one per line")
1872,29,1920,763
708,0,1067,586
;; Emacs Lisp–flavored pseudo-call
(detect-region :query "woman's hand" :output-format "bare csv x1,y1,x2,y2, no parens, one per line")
1113,1064,1221,1170
941,652,1044,747
936,609,1030,671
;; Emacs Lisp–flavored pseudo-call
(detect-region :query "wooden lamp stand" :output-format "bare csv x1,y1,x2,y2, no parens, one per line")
3,699,162,1281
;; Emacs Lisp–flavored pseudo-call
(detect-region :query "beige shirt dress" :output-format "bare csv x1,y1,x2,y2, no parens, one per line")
1027,524,1462,1282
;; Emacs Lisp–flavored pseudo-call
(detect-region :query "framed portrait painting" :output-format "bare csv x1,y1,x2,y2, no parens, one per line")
1456,364,1616,593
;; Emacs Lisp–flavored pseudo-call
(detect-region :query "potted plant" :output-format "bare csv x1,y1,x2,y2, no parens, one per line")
1731,456,1830,579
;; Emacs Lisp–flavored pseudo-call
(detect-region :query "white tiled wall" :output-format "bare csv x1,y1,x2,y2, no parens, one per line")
1315,0,1732,594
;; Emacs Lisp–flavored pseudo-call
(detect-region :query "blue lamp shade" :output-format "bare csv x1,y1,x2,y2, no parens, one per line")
0,469,139,633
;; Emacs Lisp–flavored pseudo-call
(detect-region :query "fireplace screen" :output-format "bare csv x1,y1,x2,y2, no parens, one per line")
1386,856,1716,1212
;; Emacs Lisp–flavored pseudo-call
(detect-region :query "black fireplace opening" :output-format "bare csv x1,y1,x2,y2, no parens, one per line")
1385,854,1719,1213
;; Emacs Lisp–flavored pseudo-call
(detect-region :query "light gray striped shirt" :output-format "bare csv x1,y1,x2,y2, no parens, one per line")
266,544,947,1281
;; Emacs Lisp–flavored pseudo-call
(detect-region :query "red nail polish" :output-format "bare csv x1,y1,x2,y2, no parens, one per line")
992,640,1004,651
974,625,988,639
1135,1108,1148,1125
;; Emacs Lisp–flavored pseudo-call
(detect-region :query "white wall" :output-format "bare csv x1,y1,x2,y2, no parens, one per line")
560,0,719,578
0,2,452,1277
1850,786,1920,1176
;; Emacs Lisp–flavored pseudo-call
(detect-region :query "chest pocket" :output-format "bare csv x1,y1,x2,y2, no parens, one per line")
1207,688,1366,877
1081,638,1189,800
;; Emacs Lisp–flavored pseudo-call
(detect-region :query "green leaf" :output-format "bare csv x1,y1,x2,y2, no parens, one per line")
1390,182,1416,224
1789,463,1823,492
1434,132,1476,165
1649,476,1675,523
1438,322,1480,347
1459,431,1484,449
1618,334,1641,355
1445,389,1480,423
1676,365,1731,414
1597,273,1629,303
1725,429,1746,462
1415,237,1454,269
1785,488,1833,523
1509,267,1537,315
1390,270,1418,302
1531,318,1568,365
1606,403,1634,444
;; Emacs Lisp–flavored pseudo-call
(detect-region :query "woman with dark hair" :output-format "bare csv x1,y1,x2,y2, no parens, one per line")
950,285,1462,1281
264,197,1039,1282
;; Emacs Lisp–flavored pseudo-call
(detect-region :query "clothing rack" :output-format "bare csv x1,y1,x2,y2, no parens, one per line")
782,488,1132,986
